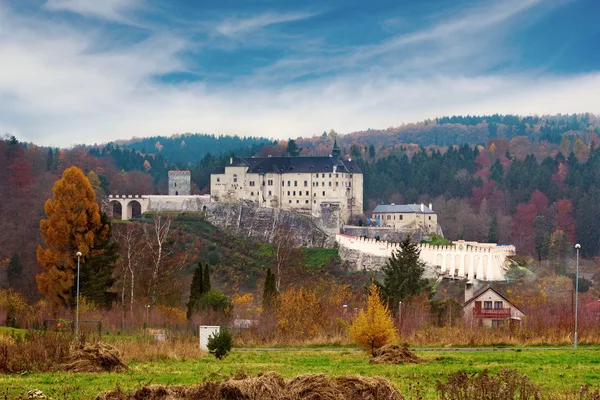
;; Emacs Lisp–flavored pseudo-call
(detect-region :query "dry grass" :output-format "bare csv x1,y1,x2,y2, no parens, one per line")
63,342,127,373
95,371,405,400
0,331,72,373
105,336,206,363
370,344,423,365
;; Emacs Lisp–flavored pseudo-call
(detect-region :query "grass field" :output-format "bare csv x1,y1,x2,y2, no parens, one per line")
1,349,600,399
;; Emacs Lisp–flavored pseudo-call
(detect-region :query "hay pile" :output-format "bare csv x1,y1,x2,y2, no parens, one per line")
63,342,127,373
95,371,405,400
370,345,423,365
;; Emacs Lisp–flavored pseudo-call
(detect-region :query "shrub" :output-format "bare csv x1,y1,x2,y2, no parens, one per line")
349,284,397,355
198,290,231,313
436,368,540,400
207,328,233,360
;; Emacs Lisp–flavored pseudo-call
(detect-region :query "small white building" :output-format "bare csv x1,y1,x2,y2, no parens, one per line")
371,203,438,233
463,283,525,328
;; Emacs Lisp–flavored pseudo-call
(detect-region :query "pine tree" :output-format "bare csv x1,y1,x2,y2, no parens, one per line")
379,236,430,311
487,215,498,243
78,213,119,308
202,264,211,294
186,262,204,319
36,166,110,308
6,253,22,289
262,268,278,310
349,284,397,355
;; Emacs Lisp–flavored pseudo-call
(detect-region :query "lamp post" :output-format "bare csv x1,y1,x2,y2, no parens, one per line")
398,301,402,329
574,244,581,350
75,251,82,340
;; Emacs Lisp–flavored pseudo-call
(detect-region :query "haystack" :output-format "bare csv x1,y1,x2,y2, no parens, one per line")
95,371,405,399
63,342,127,373
370,344,423,365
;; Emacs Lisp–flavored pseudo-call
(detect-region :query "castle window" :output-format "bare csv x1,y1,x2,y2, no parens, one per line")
174,183,177,187
336,182,338,187
287,191,290,196
294,181,297,187
350,174,353,178
322,191,325,196
268,180,273,186
387,215,391,220
315,174,318,178
305,191,309,196
289,200,292,203
251,192,254,196
322,174,325,178
282,181,285,186
217,178,220,182
429,216,431,220
268,191,272,196
400,215,403,220
249,181,255,186
314,193,316,197
393,216,395,220
314,200,316,203
306,200,309,204
322,182,324,187
287,181,291,186
296,200,299,204
304,181,307,187
293,191,296,196
329,174,332,178
329,182,332,187
348,182,351,187
233,178,237,183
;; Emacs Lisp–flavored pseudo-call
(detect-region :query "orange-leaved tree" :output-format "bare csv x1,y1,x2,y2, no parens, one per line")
349,284,397,355
36,166,109,308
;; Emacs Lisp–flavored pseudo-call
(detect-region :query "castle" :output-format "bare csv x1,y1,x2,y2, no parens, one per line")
209,140,363,223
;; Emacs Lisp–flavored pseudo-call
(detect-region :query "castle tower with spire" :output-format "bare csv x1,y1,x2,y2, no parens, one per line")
331,137,340,158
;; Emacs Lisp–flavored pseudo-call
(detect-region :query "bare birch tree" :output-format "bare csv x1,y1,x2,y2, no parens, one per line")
273,223,297,291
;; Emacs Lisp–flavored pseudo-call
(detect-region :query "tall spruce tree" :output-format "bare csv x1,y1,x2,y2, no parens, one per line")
186,262,204,319
487,215,498,243
6,253,22,290
262,268,277,310
202,264,211,293
379,237,430,312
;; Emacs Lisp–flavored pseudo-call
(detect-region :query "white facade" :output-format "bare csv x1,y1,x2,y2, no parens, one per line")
336,234,516,281
210,156,363,223
371,203,438,234
463,286,524,327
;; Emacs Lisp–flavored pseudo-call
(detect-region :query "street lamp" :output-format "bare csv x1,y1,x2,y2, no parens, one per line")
574,244,581,350
75,251,82,340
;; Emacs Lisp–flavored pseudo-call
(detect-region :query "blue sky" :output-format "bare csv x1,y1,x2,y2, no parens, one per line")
1,0,600,146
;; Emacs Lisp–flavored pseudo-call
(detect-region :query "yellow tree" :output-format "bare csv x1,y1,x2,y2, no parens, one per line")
349,284,397,355
36,166,109,308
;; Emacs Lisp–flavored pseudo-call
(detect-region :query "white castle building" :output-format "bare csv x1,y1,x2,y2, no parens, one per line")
336,234,516,281
210,140,363,223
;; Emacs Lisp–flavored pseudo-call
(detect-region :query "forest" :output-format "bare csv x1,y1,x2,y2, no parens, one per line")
0,113,599,309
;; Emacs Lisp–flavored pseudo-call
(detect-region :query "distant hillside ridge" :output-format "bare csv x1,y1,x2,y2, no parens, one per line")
120,133,275,165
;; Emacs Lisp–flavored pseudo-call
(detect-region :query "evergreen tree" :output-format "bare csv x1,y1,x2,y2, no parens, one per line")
186,262,204,319
286,139,300,157
78,213,119,308
487,215,498,243
6,253,22,289
369,144,376,159
202,264,211,293
262,268,277,310
379,237,430,311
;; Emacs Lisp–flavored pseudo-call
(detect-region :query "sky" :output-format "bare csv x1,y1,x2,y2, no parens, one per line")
1,0,600,147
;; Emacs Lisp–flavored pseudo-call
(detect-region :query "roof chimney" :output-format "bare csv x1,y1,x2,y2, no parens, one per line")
420,203,424,212
230,157,233,165
429,203,433,211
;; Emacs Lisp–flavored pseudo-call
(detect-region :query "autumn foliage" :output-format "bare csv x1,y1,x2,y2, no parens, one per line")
36,166,109,308
349,285,397,354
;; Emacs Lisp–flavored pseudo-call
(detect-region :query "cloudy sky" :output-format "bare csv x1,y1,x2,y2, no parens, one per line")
1,0,600,147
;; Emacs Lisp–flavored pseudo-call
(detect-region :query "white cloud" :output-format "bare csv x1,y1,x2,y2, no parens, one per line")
0,0,598,148
214,12,315,38
44,0,140,23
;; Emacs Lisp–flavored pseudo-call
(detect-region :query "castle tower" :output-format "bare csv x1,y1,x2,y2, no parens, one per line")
168,170,191,195
331,137,340,158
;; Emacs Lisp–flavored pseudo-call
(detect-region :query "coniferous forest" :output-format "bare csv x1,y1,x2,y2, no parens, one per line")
1,113,599,302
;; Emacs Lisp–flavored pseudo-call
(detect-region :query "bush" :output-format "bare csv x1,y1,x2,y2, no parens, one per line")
207,328,233,360
198,290,231,313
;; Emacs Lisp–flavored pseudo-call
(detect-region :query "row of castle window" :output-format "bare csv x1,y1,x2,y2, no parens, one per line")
373,214,432,221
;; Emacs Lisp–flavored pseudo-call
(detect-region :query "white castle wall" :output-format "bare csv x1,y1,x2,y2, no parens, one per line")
336,234,516,281
108,194,211,219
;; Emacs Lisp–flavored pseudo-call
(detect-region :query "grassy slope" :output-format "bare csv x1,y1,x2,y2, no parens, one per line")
3,350,600,399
